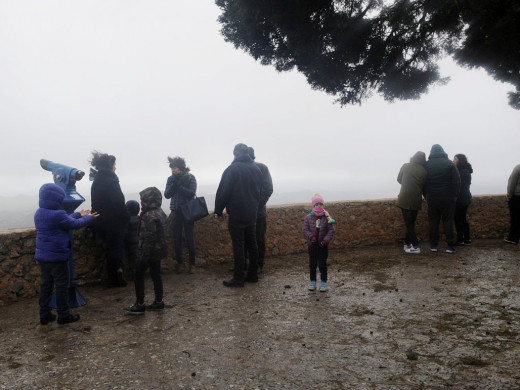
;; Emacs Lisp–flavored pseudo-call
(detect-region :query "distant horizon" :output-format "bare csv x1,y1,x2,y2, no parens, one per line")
0,183,507,231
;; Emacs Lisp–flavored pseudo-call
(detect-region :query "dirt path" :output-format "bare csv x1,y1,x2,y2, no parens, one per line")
1,239,519,389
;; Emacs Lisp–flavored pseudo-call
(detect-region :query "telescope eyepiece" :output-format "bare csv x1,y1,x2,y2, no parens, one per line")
74,170,85,181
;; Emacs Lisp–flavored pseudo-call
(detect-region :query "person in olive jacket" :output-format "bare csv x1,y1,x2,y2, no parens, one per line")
90,151,130,287
424,144,461,253
397,151,427,253
453,154,473,245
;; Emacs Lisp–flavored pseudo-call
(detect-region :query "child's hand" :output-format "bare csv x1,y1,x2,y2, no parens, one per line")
311,237,318,245
79,209,90,217
91,212,100,219
320,240,327,247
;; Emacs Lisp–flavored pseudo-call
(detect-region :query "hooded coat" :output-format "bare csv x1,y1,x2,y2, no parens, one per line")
397,151,427,210
139,187,168,260
424,144,461,200
34,183,93,262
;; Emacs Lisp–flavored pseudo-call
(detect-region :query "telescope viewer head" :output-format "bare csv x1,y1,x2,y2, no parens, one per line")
40,159,85,185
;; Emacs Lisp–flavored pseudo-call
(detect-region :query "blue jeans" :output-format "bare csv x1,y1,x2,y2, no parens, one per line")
38,261,70,319
172,209,196,265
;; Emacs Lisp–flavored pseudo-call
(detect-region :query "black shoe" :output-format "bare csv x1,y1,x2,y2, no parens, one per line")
40,313,56,325
504,238,519,245
145,301,165,311
245,274,258,283
57,314,80,325
464,240,472,246
124,302,145,315
223,279,244,287
455,242,465,246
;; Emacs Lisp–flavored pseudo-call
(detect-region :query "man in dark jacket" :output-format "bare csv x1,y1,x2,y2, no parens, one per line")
424,144,461,253
215,143,263,287
247,147,273,274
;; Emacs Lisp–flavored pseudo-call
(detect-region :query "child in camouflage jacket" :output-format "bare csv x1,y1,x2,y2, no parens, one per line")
124,187,168,314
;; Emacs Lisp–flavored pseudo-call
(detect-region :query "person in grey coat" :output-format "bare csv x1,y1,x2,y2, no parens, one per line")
397,151,427,253
424,144,461,253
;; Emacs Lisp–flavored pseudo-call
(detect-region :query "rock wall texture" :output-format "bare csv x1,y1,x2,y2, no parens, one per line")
0,196,509,306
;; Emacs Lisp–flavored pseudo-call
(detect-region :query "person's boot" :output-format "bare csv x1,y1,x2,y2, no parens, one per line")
58,314,80,324
223,279,244,287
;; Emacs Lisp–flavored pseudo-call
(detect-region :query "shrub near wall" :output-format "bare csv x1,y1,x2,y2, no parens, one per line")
0,196,509,305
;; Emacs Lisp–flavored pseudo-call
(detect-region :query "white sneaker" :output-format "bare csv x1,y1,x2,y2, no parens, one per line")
405,246,421,254
403,244,411,251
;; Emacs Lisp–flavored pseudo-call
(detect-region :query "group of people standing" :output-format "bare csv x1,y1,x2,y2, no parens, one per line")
396,144,472,253
397,143,520,253
88,144,273,314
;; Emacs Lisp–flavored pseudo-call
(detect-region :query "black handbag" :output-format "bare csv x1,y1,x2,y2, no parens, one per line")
180,196,209,222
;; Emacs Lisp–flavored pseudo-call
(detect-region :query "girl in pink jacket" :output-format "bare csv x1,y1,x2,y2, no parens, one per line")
302,194,335,292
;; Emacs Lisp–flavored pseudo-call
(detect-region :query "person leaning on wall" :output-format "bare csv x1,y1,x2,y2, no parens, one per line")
396,151,427,254
90,151,130,287
505,163,520,245
453,154,473,246
164,156,198,273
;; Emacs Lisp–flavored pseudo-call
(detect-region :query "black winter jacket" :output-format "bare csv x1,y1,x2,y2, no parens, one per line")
424,145,461,200
456,164,473,206
214,155,263,227
91,169,129,233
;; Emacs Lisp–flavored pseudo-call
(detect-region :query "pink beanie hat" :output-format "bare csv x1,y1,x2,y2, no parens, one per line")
311,194,324,205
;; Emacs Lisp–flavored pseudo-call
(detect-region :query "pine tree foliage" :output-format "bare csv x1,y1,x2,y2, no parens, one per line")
216,0,520,108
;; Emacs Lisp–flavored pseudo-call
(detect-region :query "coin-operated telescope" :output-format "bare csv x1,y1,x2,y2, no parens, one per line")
40,159,86,214
40,158,88,307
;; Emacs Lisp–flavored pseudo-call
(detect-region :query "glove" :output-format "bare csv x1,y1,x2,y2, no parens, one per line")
311,237,318,246
320,240,327,247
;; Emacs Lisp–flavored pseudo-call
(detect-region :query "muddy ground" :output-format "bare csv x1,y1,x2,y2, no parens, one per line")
1,239,520,390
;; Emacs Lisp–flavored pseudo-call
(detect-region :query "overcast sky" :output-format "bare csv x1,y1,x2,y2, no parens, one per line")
1,1,519,204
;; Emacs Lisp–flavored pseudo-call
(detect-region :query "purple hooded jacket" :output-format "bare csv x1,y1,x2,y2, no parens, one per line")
302,213,335,246
34,183,93,262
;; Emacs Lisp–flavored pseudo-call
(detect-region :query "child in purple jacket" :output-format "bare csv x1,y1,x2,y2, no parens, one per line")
302,194,335,292
34,183,99,325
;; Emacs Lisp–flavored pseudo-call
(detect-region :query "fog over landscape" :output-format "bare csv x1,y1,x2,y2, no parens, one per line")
1,1,519,230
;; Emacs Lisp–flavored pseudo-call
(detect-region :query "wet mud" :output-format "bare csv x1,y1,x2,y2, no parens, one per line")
1,239,519,389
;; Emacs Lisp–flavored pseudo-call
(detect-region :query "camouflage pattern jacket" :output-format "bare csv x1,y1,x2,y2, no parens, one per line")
139,187,168,261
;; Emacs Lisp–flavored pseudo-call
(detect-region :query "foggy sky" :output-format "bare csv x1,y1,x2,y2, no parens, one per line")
1,0,519,205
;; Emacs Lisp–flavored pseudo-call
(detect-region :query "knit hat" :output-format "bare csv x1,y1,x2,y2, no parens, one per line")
312,194,324,206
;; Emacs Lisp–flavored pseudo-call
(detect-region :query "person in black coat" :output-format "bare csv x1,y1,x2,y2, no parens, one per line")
215,143,263,287
90,151,130,287
424,144,461,253
453,154,473,245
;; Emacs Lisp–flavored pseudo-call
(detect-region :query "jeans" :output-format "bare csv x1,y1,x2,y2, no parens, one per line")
171,209,196,265
401,208,419,247
454,203,471,243
228,220,258,282
308,245,328,282
427,197,456,247
38,261,70,319
508,196,520,243
134,254,163,304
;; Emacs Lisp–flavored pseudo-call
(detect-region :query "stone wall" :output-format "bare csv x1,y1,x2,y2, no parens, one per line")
0,195,509,306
